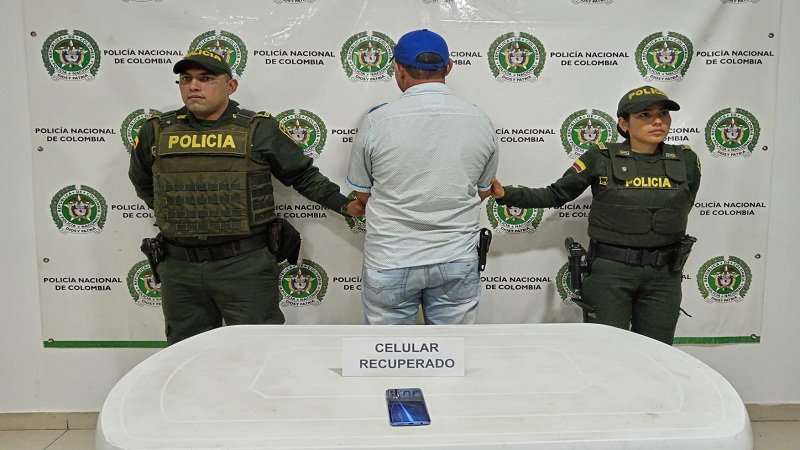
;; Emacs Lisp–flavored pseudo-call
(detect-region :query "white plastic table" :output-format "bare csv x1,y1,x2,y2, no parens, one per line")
96,323,752,449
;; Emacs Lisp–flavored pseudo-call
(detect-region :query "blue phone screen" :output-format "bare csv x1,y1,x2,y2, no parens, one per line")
386,388,431,426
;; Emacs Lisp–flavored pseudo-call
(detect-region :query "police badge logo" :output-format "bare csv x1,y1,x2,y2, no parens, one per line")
697,255,752,303
560,109,619,158
120,108,162,154
344,191,366,234
635,31,694,82
555,263,584,306
50,185,107,234
340,31,396,82
488,32,546,83
486,194,543,234
188,30,247,79
41,29,101,81
278,259,329,307
705,108,761,158
127,260,161,307
275,109,327,159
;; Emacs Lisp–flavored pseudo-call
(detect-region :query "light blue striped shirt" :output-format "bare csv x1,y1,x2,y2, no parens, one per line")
347,83,499,270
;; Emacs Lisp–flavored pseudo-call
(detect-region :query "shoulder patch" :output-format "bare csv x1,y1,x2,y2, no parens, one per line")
368,103,388,113
571,159,587,173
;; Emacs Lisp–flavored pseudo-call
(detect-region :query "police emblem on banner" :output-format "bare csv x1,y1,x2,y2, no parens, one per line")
41,29,101,81
488,32,546,83
50,185,107,234
556,263,583,306
340,31,395,82
345,191,366,234
127,260,161,307
486,195,543,234
705,108,761,158
635,31,693,82
560,109,619,158
188,30,247,79
279,259,329,307
120,108,161,154
275,109,327,159
696,255,752,303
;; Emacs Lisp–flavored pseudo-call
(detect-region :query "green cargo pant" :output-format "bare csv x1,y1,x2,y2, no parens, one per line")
157,247,285,345
580,257,683,345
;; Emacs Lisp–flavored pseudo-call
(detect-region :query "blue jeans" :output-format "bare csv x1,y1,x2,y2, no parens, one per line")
361,252,481,325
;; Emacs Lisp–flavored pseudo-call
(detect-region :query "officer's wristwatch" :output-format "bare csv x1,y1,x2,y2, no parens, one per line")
339,199,355,215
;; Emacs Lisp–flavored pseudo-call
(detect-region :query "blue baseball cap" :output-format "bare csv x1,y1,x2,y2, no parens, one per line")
393,29,449,70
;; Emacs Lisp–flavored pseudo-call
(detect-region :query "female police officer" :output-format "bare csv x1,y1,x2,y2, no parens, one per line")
488,86,701,345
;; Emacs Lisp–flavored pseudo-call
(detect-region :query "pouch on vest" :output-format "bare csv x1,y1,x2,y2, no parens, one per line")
609,151,638,181
268,218,302,264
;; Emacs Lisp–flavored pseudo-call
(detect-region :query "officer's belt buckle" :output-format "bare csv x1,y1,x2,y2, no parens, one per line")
188,246,215,262
638,249,658,266
638,248,674,266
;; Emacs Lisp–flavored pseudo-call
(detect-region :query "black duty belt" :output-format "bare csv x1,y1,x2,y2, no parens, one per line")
162,233,269,263
592,242,675,267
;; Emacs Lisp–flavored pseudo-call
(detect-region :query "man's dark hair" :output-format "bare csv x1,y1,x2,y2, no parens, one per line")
398,52,448,79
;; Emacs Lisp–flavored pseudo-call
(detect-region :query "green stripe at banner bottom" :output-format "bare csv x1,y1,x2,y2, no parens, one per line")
43,335,761,348
44,340,168,348
675,335,761,345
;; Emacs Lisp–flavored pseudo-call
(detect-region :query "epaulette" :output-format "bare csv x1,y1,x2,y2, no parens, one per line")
231,108,258,127
368,103,388,113
158,110,179,126
596,142,607,150
255,111,271,118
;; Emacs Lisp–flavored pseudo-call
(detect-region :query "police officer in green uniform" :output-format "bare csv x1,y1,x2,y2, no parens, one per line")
129,50,364,345
488,86,701,345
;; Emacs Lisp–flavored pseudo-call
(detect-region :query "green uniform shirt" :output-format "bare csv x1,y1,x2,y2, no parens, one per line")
129,100,350,246
498,142,701,244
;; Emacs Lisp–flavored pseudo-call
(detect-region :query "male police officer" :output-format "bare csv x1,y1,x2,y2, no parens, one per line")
129,50,363,345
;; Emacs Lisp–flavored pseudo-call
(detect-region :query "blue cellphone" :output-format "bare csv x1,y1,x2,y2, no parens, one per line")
386,388,431,426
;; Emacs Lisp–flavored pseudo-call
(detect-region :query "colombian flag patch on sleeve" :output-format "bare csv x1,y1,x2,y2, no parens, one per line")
571,159,586,173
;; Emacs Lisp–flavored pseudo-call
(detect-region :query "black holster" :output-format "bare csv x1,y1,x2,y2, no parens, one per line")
267,218,302,265
669,234,697,272
139,234,165,284
565,237,590,290
477,228,492,272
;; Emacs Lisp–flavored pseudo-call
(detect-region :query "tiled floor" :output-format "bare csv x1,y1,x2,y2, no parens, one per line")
1,410,798,449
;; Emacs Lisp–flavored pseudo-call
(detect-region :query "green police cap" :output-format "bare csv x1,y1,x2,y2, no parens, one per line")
173,50,232,77
616,85,680,117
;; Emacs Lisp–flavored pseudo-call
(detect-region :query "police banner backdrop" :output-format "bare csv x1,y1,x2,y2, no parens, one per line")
23,0,780,347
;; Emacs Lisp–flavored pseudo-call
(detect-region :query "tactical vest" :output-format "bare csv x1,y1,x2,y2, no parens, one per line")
150,109,274,238
588,143,693,247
